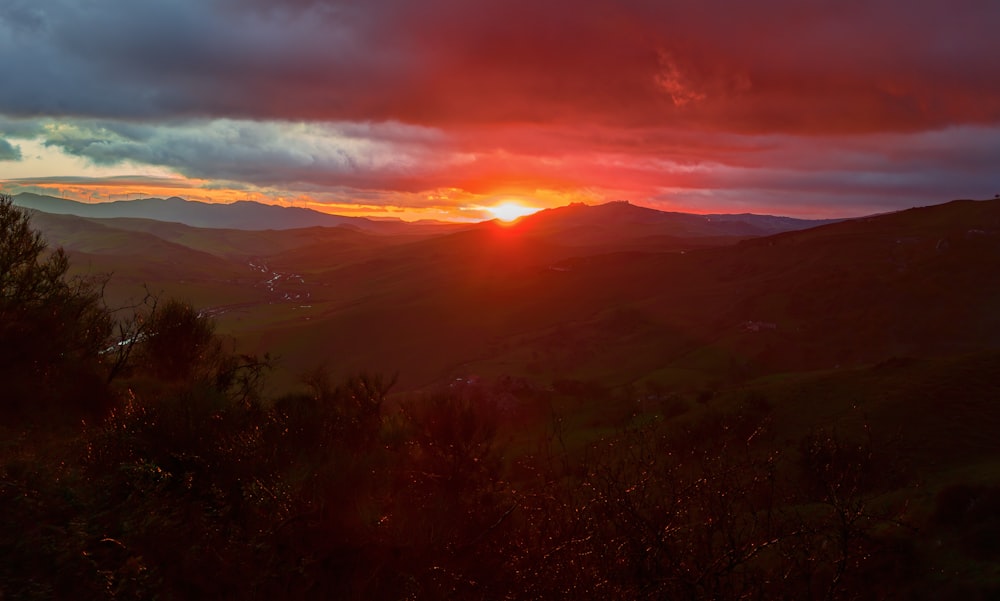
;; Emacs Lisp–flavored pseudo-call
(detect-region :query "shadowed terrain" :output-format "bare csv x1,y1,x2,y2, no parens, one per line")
25,195,1000,394
5,194,1000,599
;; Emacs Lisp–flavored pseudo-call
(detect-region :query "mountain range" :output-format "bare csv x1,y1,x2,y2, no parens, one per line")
12,192,405,232
9,192,1000,598
12,192,835,237
18,193,1000,395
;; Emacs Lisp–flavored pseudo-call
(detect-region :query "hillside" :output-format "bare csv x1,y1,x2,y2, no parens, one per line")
14,193,834,238
516,199,838,240
25,195,1000,394
7,194,1000,599
230,198,1000,391
12,192,444,233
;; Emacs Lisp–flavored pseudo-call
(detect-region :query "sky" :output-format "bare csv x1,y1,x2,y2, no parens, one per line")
1,0,999,221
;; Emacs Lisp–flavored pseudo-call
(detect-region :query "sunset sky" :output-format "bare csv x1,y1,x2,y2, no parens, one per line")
1,0,999,221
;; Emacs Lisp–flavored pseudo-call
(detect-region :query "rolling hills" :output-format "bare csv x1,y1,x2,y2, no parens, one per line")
8,193,1000,598
21,194,1000,395
13,192,386,231
12,192,834,237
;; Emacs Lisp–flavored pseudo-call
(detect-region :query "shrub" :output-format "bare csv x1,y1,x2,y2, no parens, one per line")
0,194,112,420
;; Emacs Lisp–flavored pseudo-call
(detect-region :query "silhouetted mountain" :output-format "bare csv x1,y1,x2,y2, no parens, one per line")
512,200,839,248
11,192,413,232
522,199,837,233
14,193,835,239
8,192,1000,601
227,197,1000,390
22,192,999,391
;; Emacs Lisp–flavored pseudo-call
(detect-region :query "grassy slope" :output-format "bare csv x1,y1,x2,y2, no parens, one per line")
28,198,1000,395
16,197,1000,595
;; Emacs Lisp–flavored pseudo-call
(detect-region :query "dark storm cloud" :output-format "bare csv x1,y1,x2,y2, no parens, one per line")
0,0,369,118
1,0,998,132
2,0,998,217
0,2,48,33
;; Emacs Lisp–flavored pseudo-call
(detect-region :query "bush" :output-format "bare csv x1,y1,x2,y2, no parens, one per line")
0,194,113,420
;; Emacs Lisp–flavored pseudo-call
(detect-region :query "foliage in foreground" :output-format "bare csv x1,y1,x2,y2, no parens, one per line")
0,194,112,419
8,367,997,600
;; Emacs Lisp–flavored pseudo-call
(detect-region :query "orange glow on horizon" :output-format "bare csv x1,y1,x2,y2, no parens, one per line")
485,201,542,222
4,179,842,222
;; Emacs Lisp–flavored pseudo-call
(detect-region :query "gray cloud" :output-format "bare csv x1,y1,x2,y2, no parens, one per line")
2,1,998,217
0,0,367,118
0,2,48,34
0,138,21,160
38,118,464,189
24,113,1000,215
0,174,197,193
1,0,998,131
0,116,46,138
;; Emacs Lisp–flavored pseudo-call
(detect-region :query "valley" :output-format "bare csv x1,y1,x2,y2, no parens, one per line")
6,192,1000,598
23,194,1000,396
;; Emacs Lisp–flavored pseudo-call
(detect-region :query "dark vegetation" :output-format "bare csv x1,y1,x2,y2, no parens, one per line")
4,193,1000,598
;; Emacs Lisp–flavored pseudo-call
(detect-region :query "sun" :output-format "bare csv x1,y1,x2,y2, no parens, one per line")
487,201,541,222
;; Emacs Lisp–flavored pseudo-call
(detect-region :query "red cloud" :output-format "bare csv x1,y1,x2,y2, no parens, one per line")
255,0,1000,134
3,0,999,218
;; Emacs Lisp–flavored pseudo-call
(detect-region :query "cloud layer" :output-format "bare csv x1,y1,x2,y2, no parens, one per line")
0,139,20,161
1,0,999,217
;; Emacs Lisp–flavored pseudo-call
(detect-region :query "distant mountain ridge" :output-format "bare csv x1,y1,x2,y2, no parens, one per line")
512,200,841,244
12,193,838,236
17,191,1000,392
11,193,390,232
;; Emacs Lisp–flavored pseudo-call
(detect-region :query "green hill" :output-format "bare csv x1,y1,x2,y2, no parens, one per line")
25,197,1000,393
6,194,1000,599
